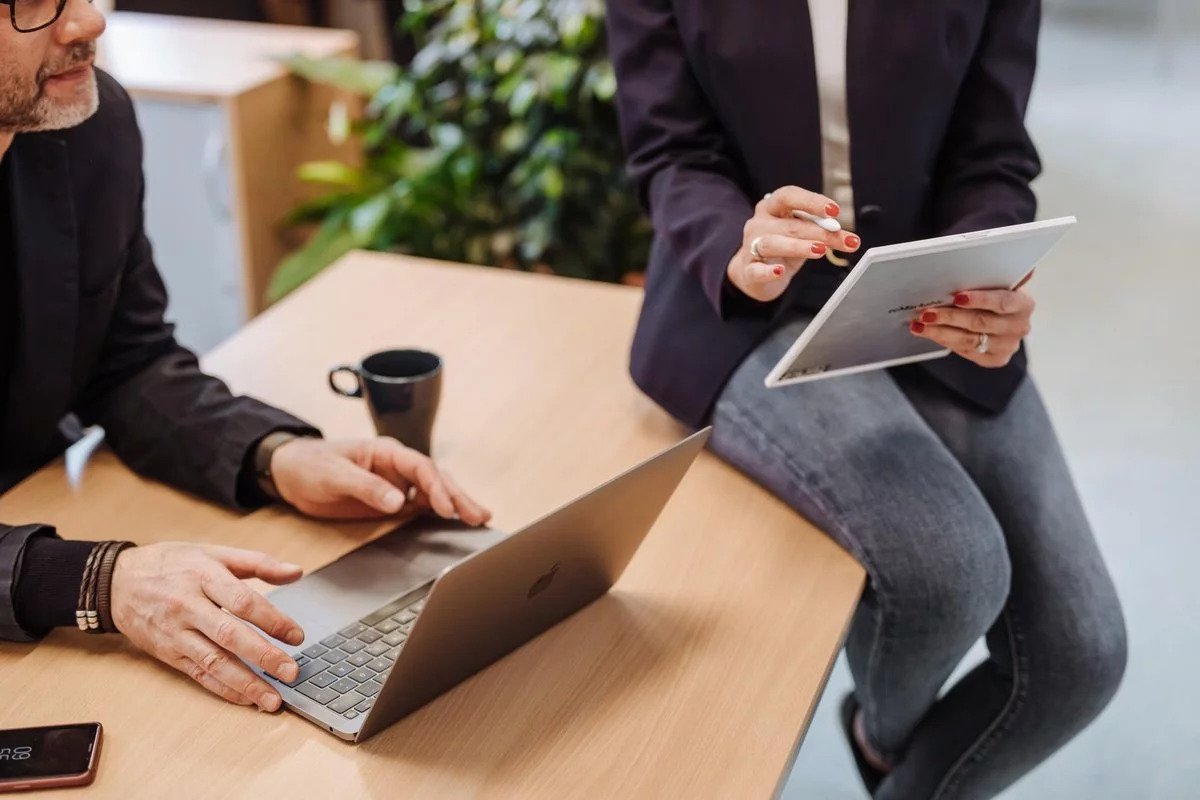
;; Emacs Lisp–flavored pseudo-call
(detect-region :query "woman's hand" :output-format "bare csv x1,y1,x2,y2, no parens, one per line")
910,283,1036,368
727,186,861,303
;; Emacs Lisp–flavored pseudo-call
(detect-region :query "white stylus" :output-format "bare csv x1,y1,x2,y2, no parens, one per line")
793,209,843,232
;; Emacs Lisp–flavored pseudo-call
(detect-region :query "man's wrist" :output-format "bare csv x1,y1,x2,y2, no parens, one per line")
253,431,303,502
11,534,95,636
235,427,321,509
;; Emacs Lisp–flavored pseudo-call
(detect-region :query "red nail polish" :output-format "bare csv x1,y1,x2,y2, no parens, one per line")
811,242,827,255
921,310,937,323
825,202,840,217
773,265,784,277
954,293,970,306
845,235,861,249
911,321,925,334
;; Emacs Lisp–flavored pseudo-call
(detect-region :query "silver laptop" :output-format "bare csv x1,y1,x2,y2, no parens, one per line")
250,428,711,742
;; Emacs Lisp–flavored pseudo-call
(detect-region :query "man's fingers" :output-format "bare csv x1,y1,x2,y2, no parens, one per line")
381,443,457,519
917,307,1031,338
200,569,304,647
175,629,283,711
337,459,408,515
204,546,303,585
412,459,457,519
440,471,492,526
336,441,459,519
953,289,1035,316
190,603,298,689
759,186,839,220
171,655,254,706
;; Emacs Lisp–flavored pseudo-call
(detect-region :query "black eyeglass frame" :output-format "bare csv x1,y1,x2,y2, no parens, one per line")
1,0,94,34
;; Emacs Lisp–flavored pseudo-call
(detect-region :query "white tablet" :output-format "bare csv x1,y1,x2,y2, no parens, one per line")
764,217,1076,388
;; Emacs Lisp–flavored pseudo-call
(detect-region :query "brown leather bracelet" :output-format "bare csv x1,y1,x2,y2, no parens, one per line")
75,543,104,632
95,541,136,634
84,541,116,633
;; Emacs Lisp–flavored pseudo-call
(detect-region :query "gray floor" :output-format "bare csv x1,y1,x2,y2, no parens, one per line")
782,14,1200,800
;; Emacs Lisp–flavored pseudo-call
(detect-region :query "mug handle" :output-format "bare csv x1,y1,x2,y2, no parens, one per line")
328,365,363,398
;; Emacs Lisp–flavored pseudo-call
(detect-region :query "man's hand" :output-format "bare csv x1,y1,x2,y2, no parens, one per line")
269,437,492,525
110,543,305,711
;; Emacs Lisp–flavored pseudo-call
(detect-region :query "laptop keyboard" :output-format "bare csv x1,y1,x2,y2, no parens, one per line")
283,594,426,720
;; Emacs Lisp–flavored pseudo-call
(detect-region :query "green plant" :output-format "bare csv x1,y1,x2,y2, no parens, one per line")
268,0,652,302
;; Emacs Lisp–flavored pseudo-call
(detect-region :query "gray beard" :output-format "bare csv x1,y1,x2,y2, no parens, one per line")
0,43,100,133
18,75,99,132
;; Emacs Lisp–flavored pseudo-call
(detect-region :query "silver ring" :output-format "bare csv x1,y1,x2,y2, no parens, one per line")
750,236,765,261
976,332,990,354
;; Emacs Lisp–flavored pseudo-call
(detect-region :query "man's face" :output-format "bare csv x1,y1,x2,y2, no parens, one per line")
0,0,106,133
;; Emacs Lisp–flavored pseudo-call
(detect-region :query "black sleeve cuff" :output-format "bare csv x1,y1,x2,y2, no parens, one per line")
235,427,321,510
13,535,94,636
720,275,779,319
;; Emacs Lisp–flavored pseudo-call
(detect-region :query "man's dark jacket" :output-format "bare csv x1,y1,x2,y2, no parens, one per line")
0,71,312,641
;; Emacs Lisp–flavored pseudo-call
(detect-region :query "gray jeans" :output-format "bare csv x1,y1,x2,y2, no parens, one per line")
709,317,1127,800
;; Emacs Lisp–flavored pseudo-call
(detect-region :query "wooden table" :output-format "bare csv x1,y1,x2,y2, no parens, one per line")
0,254,864,799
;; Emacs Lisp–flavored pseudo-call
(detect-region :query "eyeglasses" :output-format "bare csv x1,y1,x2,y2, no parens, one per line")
2,0,95,34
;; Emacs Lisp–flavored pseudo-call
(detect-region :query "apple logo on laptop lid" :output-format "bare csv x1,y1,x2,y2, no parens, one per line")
527,564,559,599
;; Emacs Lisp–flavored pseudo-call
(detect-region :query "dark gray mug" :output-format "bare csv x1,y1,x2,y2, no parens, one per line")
328,349,443,455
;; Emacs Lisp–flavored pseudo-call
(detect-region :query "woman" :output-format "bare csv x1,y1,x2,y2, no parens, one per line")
606,1,1126,798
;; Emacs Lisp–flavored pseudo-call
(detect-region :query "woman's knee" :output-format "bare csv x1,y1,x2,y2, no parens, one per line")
877,515,1013,644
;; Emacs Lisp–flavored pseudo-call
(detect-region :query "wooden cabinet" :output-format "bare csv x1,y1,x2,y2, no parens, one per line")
97,12,359,352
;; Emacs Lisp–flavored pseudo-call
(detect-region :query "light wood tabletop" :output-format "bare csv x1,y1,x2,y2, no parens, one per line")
96,12,359,102
0,253,864,799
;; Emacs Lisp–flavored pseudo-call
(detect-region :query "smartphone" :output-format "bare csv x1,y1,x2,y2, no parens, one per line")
0,723,102,793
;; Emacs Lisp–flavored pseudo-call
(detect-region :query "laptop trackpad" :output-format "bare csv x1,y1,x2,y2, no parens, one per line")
264,519,509,644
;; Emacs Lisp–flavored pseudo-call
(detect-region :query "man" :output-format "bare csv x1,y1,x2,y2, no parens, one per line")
0,0,490,713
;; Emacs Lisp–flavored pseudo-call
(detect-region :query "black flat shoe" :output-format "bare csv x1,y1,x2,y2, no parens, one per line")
840,693,885,795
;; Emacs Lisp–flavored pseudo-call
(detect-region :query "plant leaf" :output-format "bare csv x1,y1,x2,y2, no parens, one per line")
297,160,365,188
348,193,394,241
283,191,361,225
276,0,652,294
283,54,400,96
267,215,358,303
508,79,537,117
